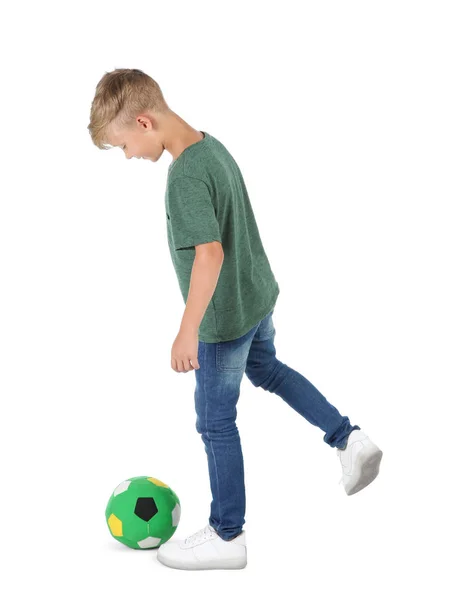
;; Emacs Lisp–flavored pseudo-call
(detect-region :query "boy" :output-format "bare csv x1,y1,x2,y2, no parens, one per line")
88,68,383,571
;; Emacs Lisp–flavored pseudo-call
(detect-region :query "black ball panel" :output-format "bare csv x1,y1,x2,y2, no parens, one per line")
134,497,158,522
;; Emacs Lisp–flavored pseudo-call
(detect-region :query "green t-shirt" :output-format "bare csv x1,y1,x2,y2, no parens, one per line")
165,131,280,342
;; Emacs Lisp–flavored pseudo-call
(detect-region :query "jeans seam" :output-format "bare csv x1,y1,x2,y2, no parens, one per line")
203,342,222,530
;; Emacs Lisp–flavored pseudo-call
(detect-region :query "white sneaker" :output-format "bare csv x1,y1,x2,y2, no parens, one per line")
156,524,247,570
337,429,383,495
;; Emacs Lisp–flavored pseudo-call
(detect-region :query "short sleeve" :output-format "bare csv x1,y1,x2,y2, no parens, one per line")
168,175,222,250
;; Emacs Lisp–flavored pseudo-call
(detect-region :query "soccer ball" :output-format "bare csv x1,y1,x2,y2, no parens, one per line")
105,476,181,549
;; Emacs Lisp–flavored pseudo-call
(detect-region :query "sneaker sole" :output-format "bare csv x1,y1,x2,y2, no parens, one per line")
157,553,247,570
345,447,383,496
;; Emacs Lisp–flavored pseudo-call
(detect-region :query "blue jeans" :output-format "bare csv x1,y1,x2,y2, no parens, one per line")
194,307,360,542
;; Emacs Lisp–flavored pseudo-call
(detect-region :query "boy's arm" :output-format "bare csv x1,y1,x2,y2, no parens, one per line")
179,241,224,335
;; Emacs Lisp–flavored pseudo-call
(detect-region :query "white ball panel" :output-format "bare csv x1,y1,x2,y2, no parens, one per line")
113,480,131,496
138,536,161,549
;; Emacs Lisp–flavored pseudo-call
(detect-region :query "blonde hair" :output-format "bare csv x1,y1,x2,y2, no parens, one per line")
88,68,170,150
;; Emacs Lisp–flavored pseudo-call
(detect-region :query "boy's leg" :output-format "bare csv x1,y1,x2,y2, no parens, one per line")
194,337,252,542
245,311,360,450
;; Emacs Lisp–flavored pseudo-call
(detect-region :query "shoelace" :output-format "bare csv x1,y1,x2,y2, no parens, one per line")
183,525,214,546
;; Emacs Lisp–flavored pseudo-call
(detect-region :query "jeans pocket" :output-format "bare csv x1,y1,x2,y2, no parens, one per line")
216,339,249,371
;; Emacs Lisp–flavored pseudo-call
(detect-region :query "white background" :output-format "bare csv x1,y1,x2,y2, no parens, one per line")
1,0,453,597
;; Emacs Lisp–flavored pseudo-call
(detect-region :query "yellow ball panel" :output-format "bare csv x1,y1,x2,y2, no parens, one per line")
147,477,169,488
107,513,123,537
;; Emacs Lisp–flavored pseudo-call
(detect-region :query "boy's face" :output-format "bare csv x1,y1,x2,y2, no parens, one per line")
107,115,164,162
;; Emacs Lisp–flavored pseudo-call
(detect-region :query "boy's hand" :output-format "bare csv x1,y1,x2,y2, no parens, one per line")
171,326,200,372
